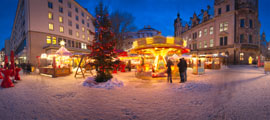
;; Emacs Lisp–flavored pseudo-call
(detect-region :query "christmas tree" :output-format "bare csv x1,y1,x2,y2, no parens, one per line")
90,2,116,83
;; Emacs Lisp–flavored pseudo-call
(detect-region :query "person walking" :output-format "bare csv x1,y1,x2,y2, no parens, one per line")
177,58,187,83
166,59,173,83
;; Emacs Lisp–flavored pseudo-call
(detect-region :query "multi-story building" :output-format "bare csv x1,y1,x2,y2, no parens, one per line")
174,0,260,64
0,48,5,63
4,39,11,57
10,0,95,65
122,26,160,50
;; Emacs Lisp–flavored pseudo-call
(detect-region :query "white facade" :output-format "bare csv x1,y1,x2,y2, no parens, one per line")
10,0,95,64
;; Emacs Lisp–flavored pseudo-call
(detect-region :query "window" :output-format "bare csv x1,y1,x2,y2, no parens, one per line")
218,8,222,15
220,37,224,46
224,22,228,31
58,38,62,45
249,35,252,43
210,39,214,47
226,5,230,12
193,43,197,50
76,24,79,29
87,23,90,27
204,41,207,48
59,6,63,13
75,7,78,13
69,29,72,35
76,16,79,21
58,0,63,3
68,2,72,8
81,43,87,49
59,16,63,23
82,19,85,24
220,23,224,32
72,41,74,47
87,16,89,20
59,26,64,33
240,34,244,43
68,20,72,26
79,42,81,48
204,28,208,36
76,32,79,37
87,30,90,35
210,26,214,35
249,19,253,28
48,12,53,20
75,42,78,48
48,2,53,9
82,27,85,32
82,34,85,39
52,37,57,44
46,36,51,44
49,23,54,30
199,31,202,38
81,12,84,17
224,36,228,45
87,37,90,41
199,42,202,48
240,19,245,28
240,53,244,61
68,11,72,17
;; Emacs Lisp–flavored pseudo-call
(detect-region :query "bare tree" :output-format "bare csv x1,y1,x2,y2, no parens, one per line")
110,11,136,50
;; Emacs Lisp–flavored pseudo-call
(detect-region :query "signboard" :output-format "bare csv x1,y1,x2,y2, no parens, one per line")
264,61,270,73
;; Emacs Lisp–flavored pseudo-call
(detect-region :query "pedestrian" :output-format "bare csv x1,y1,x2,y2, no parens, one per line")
177,58,187,83
166,59,173,83
127,60,131,72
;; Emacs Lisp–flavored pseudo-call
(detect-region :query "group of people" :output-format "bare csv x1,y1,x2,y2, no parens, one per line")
166,58,187,83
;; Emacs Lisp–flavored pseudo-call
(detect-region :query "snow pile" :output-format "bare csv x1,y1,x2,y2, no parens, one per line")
82,77,124,89
176,82,213,92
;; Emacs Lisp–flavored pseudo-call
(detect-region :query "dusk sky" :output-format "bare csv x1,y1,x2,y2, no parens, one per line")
0,0,269,49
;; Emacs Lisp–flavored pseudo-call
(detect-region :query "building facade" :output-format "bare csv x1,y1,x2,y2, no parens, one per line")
122,26,160,50
174,0,260,64
10,0,95,65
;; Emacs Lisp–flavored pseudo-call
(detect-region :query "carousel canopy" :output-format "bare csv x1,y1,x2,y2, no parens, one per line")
56,46,72,56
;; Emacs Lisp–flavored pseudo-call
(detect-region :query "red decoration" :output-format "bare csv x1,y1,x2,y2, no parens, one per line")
112,64,118,74
15,68,21,80
0,69,3,79
1,69,14,88
121,63,126,72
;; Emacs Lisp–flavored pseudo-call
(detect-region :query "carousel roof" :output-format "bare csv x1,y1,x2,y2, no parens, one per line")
56,46,73,56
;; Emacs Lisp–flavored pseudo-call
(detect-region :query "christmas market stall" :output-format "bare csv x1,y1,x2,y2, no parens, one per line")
39,41,72,77
130,35,190,79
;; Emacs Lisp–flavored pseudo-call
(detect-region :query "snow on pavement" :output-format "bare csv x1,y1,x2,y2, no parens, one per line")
0,65,270,120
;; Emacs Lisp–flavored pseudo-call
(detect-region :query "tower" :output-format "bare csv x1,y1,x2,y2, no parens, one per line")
174,13,183,37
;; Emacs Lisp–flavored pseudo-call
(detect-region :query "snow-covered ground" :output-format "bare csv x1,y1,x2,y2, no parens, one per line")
0,65,270,120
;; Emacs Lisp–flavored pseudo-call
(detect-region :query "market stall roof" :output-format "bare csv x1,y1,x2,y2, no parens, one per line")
56,46,73,56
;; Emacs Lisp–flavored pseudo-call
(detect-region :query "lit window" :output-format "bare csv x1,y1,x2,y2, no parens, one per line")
224,22,228,31
199,42,202,48
48,12,53,20
204,41,207,48
59,26,64,33
87,37,90,41
82,34,85,39
87,30,89,35
76,32,79,37
82,27,85,32
81,43,87,49
59,16,63,23
199,31,202,38
240,53,244,61
52,37,57,44
46,36,51,44
210,26,214,35
220,23,223,32
210,39,214,47
204,28,208,36
49,23,54,30
87,16,89,20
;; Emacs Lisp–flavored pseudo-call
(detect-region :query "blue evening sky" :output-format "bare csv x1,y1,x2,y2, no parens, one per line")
0,0,269,49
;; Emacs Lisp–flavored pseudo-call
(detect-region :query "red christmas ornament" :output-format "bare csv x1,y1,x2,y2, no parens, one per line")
1,69,14,88
0,69,3,79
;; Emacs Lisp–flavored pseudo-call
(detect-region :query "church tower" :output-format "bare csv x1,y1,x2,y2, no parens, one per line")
174,13,183,37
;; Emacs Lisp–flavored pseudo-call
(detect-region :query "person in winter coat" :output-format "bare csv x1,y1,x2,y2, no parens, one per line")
177,58,187,83
166,59,173,83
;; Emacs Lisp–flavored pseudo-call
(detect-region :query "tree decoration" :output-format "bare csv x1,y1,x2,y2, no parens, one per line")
89,2,117,83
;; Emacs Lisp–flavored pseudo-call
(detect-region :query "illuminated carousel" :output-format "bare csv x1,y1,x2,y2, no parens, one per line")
130,34,190,79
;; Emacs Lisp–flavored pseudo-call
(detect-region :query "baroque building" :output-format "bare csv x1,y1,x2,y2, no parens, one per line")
174,0,260,64
10,0,95,65
122,26,160,50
